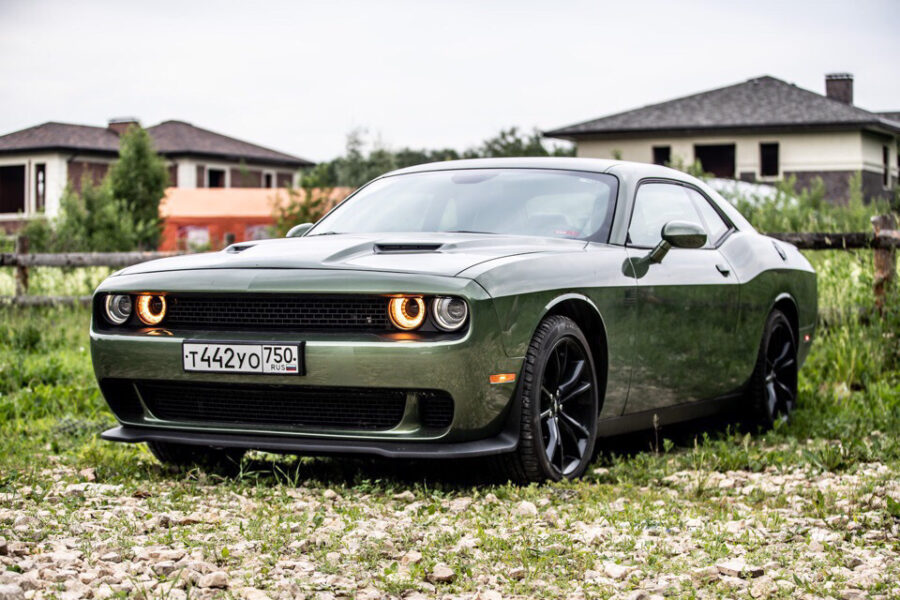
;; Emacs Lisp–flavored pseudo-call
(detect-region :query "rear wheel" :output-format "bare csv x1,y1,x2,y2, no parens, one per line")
747,309,798,429
147,441,245,476
495,315,599,482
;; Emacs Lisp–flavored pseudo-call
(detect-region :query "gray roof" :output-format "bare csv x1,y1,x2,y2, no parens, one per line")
546,76,900,139
0,120,312,167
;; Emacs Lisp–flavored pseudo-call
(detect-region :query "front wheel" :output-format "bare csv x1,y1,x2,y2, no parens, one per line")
746,309,798,429
495,315,600,482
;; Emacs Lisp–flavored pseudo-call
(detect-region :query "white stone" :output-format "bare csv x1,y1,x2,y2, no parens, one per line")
602,562,631,580
198,571,228,588
514,501,538,517
750,576,777,598
716,558,749,578
0,584,24,600
428,564,455,583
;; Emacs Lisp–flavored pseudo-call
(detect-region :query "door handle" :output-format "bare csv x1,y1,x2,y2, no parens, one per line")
716,263,731,277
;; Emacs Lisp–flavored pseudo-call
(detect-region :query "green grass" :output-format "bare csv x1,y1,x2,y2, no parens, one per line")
0,247,897,483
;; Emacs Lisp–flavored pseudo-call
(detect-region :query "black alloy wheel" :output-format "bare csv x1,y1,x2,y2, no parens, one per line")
494,315,600,482
539,336,597,477
748,309,798,428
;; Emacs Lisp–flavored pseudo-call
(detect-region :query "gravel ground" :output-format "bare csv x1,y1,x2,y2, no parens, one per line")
1,455,898,600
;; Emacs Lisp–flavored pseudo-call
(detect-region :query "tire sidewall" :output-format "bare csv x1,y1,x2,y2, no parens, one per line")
524,317,599,481
756,309,797,425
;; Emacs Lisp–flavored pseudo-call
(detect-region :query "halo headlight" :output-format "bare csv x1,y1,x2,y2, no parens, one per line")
388,296,425,331
104,294,132,325
432,297,468,331
136,294,167,326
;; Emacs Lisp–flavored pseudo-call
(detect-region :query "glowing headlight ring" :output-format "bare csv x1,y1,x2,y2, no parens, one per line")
136,294,167,326
388,296,425,331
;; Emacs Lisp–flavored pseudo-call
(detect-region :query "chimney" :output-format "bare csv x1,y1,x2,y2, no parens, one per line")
825,73,853,104
108,117,140,135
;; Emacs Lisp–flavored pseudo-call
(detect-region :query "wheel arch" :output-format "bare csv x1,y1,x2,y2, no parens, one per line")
770,293,799,341
541,294,609,413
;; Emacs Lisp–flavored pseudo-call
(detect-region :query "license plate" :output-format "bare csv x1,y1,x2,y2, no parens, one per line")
182,342,304,375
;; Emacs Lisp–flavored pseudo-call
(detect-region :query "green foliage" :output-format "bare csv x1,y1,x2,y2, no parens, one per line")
666,156,710,179
107,125,169,248
463,127,574,159
27,180,151,252
271,187,333,237
331,129,397,188
306,126,574,189
721,172,894,233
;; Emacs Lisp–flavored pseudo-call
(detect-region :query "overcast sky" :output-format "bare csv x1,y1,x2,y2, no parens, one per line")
1,0,898,162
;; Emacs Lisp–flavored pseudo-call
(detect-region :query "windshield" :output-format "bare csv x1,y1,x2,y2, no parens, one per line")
309,169,618,241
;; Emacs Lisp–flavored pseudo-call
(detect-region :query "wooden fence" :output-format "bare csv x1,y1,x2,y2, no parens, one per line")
1,215,897,309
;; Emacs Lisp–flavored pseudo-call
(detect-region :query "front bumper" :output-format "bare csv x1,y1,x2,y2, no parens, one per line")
91,268,523,448
101,423,519,458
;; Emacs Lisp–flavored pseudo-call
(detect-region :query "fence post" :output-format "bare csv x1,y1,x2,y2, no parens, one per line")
872,214,896,314
14,235,29,297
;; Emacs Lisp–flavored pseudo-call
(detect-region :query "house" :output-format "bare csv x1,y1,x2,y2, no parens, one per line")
545,74,900,202
158,187,352,251
0,118,314,229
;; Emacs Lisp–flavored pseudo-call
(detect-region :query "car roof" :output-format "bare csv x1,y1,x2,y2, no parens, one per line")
385,156,687,179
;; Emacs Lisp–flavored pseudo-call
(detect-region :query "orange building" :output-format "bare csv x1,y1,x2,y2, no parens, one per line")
158,187,352,251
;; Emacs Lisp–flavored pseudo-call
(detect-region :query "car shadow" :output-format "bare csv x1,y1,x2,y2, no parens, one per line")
234,413,756,489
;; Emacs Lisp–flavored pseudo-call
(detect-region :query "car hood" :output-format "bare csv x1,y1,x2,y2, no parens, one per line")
117,232,589,278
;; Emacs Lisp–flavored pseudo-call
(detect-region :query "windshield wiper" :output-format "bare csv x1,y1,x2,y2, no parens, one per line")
443,230,497,235
308,231,341,236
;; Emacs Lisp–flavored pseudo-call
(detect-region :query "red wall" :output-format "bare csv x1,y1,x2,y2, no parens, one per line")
160,216,275,251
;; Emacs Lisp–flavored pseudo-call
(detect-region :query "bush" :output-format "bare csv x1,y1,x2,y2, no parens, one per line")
721,172,894,233
24,179,152,252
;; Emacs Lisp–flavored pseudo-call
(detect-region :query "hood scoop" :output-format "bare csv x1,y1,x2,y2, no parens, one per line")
226,243,257,254
374,242,444,254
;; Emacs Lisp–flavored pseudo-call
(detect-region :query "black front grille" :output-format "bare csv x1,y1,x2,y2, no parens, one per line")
139,381,408,430
163,295,390,332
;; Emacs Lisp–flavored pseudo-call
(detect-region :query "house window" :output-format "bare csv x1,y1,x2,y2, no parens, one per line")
694,144,735,178
652,146,671,166
207,168,226,188
884,145,890,188
760,143,779,177
263,173,273,188
0,165,26,214
35,164,46,212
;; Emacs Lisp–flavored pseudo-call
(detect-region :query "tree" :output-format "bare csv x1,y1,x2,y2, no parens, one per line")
466,127,575,158
24,178,150,252
107,125,169,248
332,129,398,187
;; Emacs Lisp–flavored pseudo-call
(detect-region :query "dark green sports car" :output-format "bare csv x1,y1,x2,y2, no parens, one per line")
92,158,816,481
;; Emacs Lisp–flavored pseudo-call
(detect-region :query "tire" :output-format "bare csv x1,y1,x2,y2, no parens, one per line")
147,441,245,476
746,309,798,429
493,315,600,482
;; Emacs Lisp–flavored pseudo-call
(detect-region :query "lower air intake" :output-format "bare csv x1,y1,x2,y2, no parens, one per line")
136,381,453,431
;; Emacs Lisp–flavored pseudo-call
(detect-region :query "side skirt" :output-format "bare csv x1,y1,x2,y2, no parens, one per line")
596,393,743,438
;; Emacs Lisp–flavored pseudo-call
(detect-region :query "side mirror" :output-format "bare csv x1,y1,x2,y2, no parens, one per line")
647,221,707,263
286,223,314,238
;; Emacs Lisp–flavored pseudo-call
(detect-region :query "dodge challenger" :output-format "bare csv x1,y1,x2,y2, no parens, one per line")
91,158,816,481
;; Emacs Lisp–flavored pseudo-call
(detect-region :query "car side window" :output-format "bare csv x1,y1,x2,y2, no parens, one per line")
628,182,704,248
686,188,730,246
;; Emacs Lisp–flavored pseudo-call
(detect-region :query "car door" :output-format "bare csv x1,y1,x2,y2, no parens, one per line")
623,180,740,414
